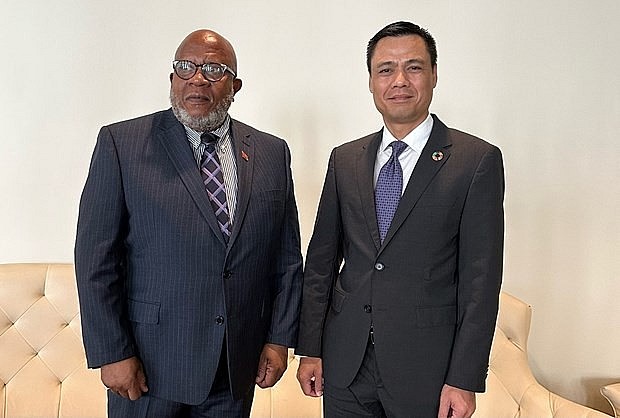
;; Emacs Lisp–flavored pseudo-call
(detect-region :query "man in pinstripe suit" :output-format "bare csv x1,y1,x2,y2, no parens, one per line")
75,29,303,417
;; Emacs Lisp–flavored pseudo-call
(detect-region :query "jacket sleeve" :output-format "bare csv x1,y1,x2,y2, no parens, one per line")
266,142,304,347
445,145,505,392
74,126,137,368
295,148,344,357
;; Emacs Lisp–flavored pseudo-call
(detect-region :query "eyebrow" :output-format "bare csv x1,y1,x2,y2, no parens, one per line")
375,58,427,67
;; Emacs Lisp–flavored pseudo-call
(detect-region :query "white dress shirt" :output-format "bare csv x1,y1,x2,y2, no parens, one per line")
373,113,434,195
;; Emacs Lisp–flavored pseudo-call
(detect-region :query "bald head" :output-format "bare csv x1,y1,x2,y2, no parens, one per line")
175,29,238,74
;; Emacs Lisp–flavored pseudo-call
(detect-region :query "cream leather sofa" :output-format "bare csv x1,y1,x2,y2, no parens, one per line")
1,263,617,418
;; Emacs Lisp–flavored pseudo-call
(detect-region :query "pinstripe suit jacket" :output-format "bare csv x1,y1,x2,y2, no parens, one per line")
297,115,504,407
75,109,302,404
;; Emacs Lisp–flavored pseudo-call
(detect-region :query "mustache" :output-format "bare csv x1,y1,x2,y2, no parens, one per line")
170,88,234,132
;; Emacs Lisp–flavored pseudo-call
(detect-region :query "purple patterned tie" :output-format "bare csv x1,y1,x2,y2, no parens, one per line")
375,140,408,243
201,132,230,241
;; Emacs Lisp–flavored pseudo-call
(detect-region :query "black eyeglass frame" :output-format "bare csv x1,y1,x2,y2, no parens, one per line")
172,60,237,82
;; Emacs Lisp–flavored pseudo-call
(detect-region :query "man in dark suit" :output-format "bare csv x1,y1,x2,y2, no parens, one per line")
75,29,302,417
296,21,504,418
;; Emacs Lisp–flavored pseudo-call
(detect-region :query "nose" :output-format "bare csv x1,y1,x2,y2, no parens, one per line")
189,69,210,86
393,68,408,87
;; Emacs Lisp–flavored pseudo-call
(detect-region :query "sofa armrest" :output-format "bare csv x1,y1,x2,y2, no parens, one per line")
601,383,620,418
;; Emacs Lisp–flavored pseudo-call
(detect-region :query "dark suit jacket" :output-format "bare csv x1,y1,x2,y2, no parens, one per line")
75,109,302,404
296,115,504,405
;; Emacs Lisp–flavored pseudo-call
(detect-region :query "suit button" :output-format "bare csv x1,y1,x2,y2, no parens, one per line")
374,263,384,271
223,271,231,279
215,316,225,325
364,305,372,313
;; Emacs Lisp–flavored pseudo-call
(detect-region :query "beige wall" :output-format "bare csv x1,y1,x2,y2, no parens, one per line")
1,0,618,414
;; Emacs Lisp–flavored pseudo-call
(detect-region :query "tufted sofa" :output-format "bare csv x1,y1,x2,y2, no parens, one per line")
474,292,617,418
1,263,617,417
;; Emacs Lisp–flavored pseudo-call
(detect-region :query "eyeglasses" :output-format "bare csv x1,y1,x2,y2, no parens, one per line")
172,60,236,82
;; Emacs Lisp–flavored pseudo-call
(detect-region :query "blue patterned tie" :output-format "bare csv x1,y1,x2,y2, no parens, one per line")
201,132,230,242
375,140,408,243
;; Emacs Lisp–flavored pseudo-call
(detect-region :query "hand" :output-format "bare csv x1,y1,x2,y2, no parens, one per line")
296,356,323,397
255,343,289,388
438,384,476,418
100,356,148,401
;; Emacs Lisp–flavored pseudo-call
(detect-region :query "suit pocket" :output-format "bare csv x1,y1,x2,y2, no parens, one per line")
257,189,285,203
416,194,455,208
416,305,456,328
331,286,346,313
128,299,160,324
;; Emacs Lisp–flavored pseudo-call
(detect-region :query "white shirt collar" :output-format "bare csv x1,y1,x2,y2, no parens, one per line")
183,114,232,149
380,113,434,154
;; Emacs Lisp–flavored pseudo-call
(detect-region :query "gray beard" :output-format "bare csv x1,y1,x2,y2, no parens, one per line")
170,89,233,132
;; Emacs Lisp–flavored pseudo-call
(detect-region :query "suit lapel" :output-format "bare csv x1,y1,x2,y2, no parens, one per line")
380,115,452,251
357,131,383,251
227,120,253,247
156,109,227,247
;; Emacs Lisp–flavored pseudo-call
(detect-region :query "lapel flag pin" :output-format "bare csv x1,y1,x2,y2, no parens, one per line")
241,150,249,161
432,151,444,161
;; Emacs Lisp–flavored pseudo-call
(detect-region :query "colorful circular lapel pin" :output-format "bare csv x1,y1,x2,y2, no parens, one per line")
432,151,444,161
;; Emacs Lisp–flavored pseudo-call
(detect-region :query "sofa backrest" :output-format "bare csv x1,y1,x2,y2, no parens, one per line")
1,263,611,418
475,292,610,418
0,263,105,418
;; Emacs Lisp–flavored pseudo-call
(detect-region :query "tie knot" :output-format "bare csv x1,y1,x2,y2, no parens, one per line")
390,140,407,158
200,133,219,164
201,132,219,145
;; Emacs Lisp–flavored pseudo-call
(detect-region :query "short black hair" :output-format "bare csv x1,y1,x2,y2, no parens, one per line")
366,21,437,73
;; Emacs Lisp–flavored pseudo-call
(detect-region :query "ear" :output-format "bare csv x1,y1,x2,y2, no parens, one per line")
368,75,373,93
169,73,174,83
432,65,438,88
233,78,243,94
